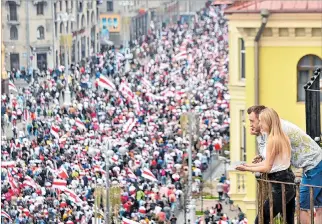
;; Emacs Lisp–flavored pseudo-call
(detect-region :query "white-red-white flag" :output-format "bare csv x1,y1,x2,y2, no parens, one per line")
122,217,140,224
9,80,17,92
1,161,16,168
51,124,60,139
23,109,29,121
75,118,86,130
141,168,158,182
96,75,116,91
125,168,137,180
52,179,67,190
57,166,69,179
64,188,83,204
7,171,19,189
24,175,40,189
1,211,12,221
123,118,136,133
174,51,187,61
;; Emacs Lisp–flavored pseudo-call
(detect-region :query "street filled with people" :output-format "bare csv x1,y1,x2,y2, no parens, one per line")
1,2,236,224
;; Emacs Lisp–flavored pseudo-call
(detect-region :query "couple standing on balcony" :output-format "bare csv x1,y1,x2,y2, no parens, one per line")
236,105,322,224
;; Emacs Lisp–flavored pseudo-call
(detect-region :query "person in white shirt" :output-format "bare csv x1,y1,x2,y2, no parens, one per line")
236,108,295,224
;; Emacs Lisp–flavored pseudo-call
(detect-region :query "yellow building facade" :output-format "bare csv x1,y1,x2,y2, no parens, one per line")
226,7,322,221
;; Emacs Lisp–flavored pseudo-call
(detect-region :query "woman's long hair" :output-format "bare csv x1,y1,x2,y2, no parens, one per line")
259,108,291,158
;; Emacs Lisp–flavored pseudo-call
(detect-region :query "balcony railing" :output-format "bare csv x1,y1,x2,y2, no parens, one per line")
256,173,321,224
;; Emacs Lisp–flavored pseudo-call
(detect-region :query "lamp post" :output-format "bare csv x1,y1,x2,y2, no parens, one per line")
57,13,75,105
101,140,114,224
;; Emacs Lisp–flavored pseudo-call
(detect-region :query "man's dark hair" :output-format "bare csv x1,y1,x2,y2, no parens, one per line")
247,105,266,116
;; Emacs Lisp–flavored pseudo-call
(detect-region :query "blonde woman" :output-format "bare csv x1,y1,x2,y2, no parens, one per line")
236,108,295,224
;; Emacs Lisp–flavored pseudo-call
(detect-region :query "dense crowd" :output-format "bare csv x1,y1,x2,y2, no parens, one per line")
1,2,232,224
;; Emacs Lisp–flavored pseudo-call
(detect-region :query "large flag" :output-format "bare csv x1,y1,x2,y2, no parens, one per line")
125,168,137,180
1,211,12,221
57,166,69,179
96,75,116,91
122,217,140,224
8,80,17,92
1,161,16,168
141,168,158,182
119,82,135,101
64,188,83,204
52,179,67,190
50,124,60,139
24,175,40,189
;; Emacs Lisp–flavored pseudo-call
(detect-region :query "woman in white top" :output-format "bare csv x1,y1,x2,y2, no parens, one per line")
236,108,295,224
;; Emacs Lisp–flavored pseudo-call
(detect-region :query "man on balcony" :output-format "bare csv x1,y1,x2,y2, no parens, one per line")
247,105,322,224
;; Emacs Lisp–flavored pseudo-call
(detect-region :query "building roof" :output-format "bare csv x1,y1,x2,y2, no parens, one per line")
225,0,322,14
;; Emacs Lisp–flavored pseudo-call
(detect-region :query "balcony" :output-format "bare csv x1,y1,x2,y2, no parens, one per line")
256,173,320,223
7,14,19,25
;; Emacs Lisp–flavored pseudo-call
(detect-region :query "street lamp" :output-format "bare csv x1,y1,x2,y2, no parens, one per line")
56,13,75,105
100,140,114,224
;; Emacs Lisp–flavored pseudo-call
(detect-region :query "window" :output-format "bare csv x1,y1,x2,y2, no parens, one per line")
107,1,113,11
60,0,62,11
10,26,18,40
239,38,246,79
37,26,45,39
37,2,44,15
8,2,17,21
297,55,322,101
240,110,246,161
65,1,68,11
79,2,83,12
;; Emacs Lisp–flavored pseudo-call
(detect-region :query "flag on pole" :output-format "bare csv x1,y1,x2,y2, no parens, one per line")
50,124,60,139
8,80,17,92
141,168,158,182
125,168,137,180
96,75,116,91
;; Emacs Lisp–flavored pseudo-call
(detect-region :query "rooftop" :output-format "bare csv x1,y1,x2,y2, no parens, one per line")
225,0,322,14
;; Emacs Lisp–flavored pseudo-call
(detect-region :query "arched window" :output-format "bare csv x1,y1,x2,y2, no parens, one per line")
297,55,322,101
37,26,45,39
10,26,18,40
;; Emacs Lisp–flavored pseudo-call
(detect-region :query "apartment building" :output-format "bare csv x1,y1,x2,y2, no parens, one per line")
2,0,100,71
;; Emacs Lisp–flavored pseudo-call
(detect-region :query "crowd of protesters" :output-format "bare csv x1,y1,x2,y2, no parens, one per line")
1,2,236,224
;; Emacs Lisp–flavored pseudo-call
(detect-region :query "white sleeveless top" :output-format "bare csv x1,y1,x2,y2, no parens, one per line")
257,134,290,173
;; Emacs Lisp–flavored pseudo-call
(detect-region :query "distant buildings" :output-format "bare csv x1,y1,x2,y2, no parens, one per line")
2,0,100,71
